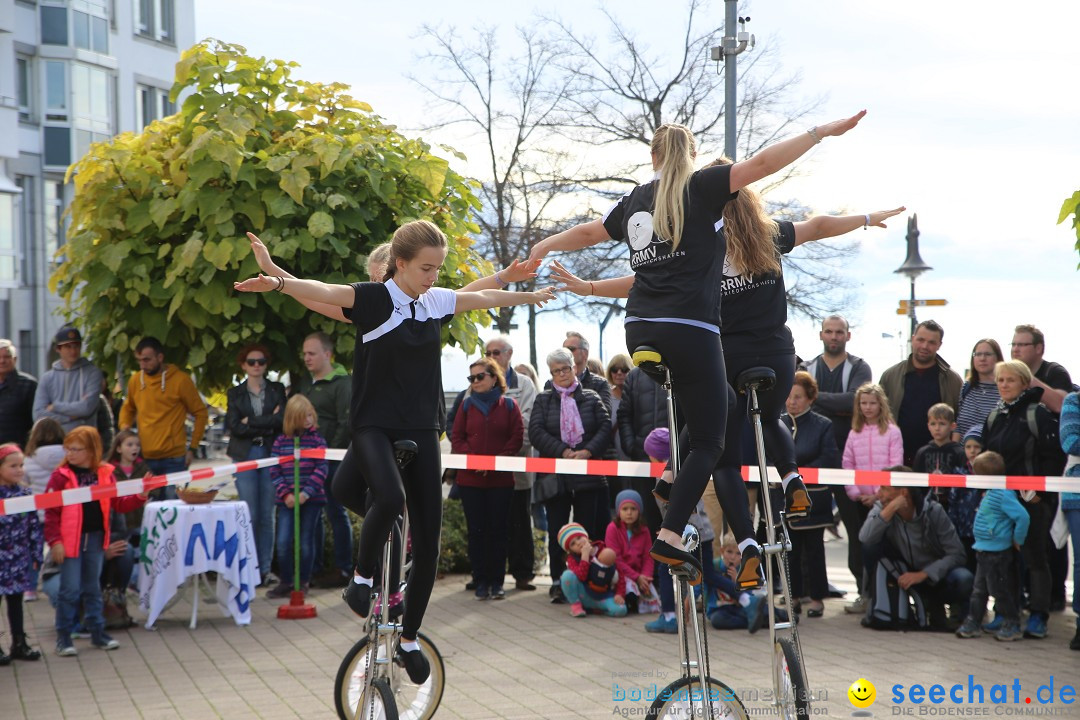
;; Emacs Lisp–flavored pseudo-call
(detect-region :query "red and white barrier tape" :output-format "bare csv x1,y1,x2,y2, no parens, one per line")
1,448,1076,517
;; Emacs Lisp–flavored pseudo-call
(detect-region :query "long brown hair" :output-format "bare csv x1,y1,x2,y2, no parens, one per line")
25,417,65,456
967,338,1003,383
706,156,782,276
383,221,448,281
650,124,696,251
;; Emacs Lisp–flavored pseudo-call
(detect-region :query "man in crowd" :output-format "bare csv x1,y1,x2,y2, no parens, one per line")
33,327,103,433
448,336,539,591
859,485,973,630
1010,324,1073,414
0,339,37,446
879,320,962,466
295,332,353,587
1010,324,1074,612
800,314,873,600
119,337,208,499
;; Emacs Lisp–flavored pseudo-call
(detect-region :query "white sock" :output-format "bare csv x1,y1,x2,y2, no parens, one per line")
737,538,759,555
662,612,676,621
352,573,373,587
399,639,419,653
738,593,752,608
781,472,800,491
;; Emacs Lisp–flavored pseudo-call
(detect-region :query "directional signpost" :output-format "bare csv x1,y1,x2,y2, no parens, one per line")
895,299,948,315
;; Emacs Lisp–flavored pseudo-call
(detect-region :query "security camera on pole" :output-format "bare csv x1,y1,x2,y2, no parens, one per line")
711,1,755,160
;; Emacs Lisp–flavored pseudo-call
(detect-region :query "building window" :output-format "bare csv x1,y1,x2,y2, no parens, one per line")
45,61,68,121
135,0,173,43
17,57,32,122
73,10,109,53
44,181,65,263
18,330,33,375
0,194,17,287
44,127,71,168
137,84,175,128
72,64,113,134
41,5,69,45
15,177,33,285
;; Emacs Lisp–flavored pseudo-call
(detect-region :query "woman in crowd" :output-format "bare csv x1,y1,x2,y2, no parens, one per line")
981,360,1065,640
226,343,287,587
238,221,555,683
953,339,1004,442
606,354,633,462
529,347,612,603
450,357,524,601
776,371,840,617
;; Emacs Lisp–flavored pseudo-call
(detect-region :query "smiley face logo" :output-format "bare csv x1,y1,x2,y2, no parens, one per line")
848,678,876,709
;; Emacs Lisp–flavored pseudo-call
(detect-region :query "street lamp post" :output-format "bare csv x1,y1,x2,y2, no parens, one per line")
894,214,933,343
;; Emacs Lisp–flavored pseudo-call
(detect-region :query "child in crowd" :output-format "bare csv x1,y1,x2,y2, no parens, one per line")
0,444,44,664
843,383,904,507
913,404,968,475
962,427,984,471
558,522,627,618
945,427,985,571
956,451,1028,642
107,430,152,530
708,535,788,633
267,395,328,599
605,489,656,614
45,426,147,656
22,418,67,601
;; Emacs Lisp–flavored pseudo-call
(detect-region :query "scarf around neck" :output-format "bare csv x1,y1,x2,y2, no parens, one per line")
464,387,503,417
555,381,584,448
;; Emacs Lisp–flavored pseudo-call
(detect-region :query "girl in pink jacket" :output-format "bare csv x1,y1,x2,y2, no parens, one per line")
604,489,655,614
843,383,904,506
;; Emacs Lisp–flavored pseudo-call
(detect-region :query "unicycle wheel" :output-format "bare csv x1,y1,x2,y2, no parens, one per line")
774,636,811,719
646,676,749,719
335,633,444,720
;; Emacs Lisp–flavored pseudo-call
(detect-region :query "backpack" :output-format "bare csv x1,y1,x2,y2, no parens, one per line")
865,556,928,631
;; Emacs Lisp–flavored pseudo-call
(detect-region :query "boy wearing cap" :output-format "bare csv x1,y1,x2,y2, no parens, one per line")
33,328,103,433
557,522,627,618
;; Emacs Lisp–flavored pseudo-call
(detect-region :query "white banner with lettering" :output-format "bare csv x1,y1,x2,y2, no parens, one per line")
137,501,259,628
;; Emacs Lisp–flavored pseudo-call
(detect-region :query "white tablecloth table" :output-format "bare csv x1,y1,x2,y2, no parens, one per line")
137,500,258,629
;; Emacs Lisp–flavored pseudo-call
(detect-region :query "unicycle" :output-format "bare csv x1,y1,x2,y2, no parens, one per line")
633,346,749,720
334,440,446,720
736,367,812,719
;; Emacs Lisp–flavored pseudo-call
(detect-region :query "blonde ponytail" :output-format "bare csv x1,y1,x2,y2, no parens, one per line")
704,156,782,276
650,124,696,251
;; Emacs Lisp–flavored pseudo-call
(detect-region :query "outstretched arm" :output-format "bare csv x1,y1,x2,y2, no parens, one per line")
729,111,867,192
528,220,611,263
792,207,905,247
234,274,354,307
454,287,558,313
548,260,634,299
461,258,540,291
246,232,351,323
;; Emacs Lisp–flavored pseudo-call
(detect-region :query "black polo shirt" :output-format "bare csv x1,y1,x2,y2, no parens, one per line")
602,165,734,332
719,220,797,356
343,279,456,431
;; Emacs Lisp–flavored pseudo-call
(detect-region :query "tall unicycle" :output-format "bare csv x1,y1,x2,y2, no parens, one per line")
633,346,750,720
736,366,811,718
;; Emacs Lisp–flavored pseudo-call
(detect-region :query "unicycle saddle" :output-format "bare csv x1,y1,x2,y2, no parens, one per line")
734,366,776,394
393,440,418,469
632,345,669,386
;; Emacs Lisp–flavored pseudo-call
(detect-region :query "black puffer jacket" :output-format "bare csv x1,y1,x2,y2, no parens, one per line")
981,386,1065,499
617,367,669,461
529,385,611,496
226,380,287,461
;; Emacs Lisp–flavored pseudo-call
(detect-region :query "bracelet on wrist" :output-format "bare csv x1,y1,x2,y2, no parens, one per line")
495,271,509,288
807,127,822,144
589,281,595,296
863,214,871,230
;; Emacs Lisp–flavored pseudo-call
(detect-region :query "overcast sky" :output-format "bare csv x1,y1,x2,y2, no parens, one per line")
196,0,1080,392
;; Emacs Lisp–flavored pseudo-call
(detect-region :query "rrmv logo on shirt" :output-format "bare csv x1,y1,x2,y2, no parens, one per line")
628,211,679,268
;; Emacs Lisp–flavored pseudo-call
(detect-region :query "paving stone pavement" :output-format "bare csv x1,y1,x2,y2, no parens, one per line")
2,533,1077,719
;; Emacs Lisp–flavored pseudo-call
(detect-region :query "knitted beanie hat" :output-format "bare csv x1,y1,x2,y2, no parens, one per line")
962,426,983,444
615,489,643,514
557,522,588,553
643,427,671,462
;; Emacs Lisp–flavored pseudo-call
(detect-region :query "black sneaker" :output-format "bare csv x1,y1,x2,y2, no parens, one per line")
490,586,506,600
343,579,373,618
649,539,702,585
736,545,765,591
784,476,812,518
549,585,567,604
395,641,431,684
652,478,672,503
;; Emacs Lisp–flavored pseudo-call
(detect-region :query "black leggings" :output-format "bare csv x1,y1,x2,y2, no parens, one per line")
624,321,729,536
717,349,798,477
333,427,442,640
2,593,25,637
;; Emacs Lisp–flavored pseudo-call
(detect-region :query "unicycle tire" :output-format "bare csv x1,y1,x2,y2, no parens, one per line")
646,675,749,719
335,633,445,720
774,636,811,719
